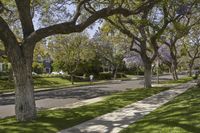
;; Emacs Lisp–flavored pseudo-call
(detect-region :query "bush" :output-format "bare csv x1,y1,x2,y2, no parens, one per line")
32,62,44,74
116,73,127,78
124,68,144,75
196,79,200,87
0,71,9,76
138,71,144,75
61,75,89,82
98,72,112,80
0,72,9,80
193,73,199,80
33,74,61,78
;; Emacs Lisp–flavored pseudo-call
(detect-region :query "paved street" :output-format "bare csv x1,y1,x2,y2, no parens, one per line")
0,74,186,118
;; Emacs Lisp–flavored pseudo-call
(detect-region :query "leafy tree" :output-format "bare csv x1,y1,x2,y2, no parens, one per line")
161,1,200,80
106,1,178,88
0,0,150,121
93,30,129,79
49,34,94,84
32,42,47,74
183,26,200,76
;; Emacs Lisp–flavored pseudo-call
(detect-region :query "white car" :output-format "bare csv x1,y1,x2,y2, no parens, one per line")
59,70,64,75
32,72,37,75
51,72,59,75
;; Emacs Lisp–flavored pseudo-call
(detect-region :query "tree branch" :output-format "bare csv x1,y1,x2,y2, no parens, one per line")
25,7,136,44
15,0,34,38
72,0,90,23
0,16,18,48
106,18,142,44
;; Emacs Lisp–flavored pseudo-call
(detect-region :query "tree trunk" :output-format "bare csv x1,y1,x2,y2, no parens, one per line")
144,63,152,88
11,57,36,121
189,67,192,77
188,61,194,77
8,44,36,122
113,65,119,80
171,60,178,80
70,74,74,85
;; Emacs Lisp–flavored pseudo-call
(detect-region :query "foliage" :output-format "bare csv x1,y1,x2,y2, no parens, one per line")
93,29,130,78
98,72,113,80
0,0,169,121
49,34,95,75
32,62,44,74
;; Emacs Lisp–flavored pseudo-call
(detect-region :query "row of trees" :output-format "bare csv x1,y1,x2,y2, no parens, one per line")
103,0,200,87
34,32,130,83
0,0,199,122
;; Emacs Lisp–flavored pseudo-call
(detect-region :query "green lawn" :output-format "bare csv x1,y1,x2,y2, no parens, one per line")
0,87,170,133
161,76,193,84
121,86,200,133
0,77,107,93
0,75,192,94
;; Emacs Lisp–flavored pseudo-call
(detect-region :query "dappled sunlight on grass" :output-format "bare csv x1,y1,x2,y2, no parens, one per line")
121,86,200,133
0,87,169,133
34,77,72,88
0,77,107,93
161,77,193,84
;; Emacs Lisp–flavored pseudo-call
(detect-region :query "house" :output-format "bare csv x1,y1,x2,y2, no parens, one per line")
43,57,52,73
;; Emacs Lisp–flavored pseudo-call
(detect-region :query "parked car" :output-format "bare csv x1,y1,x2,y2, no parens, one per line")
51,71,65,75
51,71,59,75
32,72,37,75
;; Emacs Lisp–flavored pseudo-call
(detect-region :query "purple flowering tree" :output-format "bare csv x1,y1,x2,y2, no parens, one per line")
158,44,174,74
123,53,143,68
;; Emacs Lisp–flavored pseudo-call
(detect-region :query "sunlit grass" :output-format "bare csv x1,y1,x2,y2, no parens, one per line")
161,76,193,84
0,87,170,133
121,86,200,133
0,77,107,93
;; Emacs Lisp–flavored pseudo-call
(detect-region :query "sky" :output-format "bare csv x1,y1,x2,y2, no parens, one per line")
33,3,101,38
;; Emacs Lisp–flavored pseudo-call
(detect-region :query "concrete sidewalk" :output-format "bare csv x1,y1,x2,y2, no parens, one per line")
59,82,196,133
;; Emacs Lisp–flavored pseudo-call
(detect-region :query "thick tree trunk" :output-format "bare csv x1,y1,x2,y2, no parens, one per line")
144,63,152,88
13,64,36,121
8,45,36,121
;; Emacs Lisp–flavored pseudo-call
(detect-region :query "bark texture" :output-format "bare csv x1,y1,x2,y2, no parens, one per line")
144,63,152,88
8,43,36,121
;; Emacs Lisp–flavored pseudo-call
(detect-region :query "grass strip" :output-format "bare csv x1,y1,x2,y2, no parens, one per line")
0,77,107,94
121,86,200,133
0,87,170,133
161,76,192,84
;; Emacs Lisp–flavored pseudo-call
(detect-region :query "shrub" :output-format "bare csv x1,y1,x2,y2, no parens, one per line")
116,73,127,78
193,73,199,80
196,79,200,87
0,71,9,76
98,72,112,80
61,75,89,82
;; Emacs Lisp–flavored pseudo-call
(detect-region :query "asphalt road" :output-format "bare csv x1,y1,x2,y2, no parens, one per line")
0,74,186,118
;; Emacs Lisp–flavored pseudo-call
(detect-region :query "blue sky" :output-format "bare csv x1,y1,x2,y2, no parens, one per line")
33,4,101,38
